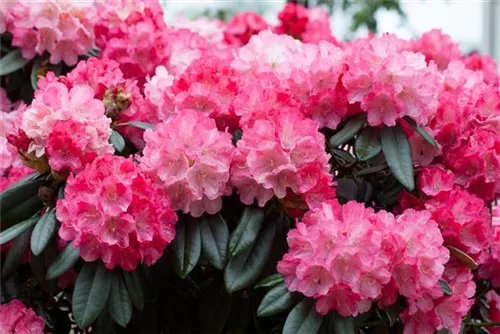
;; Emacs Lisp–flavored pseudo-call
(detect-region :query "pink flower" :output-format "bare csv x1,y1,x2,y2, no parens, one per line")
16,83,112,174
170,16,225,46
5,0,97,65
140,110,234,217
278,200,394,317
486,291,500,334
401,260,475,334
342,34,442,127
56,154,177,270
411,29,462,70
417,165,455,196
0,300,45,334
478,211,500,287
462,53,499,85
224,12,269,46
231,109,332,207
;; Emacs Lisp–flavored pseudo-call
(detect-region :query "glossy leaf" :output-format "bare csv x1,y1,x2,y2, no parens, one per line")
73,262,112,329
107,271,133,327
255,273,284,289
283,299,323,334
2,228,32,279
224,221,275,293
171,217,201,278
438,280,453,296
381,125,415,191
403,116,438,148
332,313,355,334
329,113,366,147
123,270,145,311
355,127,381,161
200,214,229,270
109,130,126,153
127,121,155,130
46,241,80,280
0,216,39,246
1,195,43,229
229,206,264,257
0,49,30,76
30,57,43,90
0,174,43,214
257,283,296,317
31,209,58,256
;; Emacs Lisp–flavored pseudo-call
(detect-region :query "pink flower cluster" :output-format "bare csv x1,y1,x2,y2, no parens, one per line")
478,203,500,287
411,29,462,70
486,291,500,334
277,200,450,318
14,82,113,175
401,260,475,334
231,109,334,208
274,3,336,44
56,154,177,270
0,300,45,334
3,0,97,65
224,12,269,46
342,34,443,127
140,110,234,217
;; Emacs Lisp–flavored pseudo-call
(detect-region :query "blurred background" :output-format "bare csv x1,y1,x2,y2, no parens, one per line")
160,0,500,63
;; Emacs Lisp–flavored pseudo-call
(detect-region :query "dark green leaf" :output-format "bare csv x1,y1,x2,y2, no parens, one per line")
329,113,366,147
356,163,388,176
200,214,229,270
171,217,201,278
123,270,145,311
107,271,133,327
473,327,491,334
257,283,296,317
355,127,381,161
31,238,58,294
109,130,125,153
30,57,43,90
198,278,232,333
403,116,438,148
283,299,323,334
255,273,284,289
0,49,29,76
127,122,155,130
381,125,415,191
438,280,453,296
0,216,38,245
46,241,80,280
224,221,275,293
95,311,115,334
2,227,32,279
336,179,358,203
229,206,265,257
0,175,43,214
332,312,355,334
73,262,112,329
1,195,43,229
31,209,57,256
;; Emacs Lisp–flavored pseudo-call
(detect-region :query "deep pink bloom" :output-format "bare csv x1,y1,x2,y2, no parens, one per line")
411,29,462,70
56,154,177,270
0,300,45,334
224,12,269,46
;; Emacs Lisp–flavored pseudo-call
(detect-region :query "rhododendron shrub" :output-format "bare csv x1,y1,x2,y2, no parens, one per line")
1,1,500,333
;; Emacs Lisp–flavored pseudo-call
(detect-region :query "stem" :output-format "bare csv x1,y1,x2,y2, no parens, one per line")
112,122,129,128
466,321,500,327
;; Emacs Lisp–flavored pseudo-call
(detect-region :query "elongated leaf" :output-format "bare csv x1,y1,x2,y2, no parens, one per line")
1,195,43,229
381,125,415,191
46,241,80,280
445,245,479,270
2,227,32,279
332,312,355,334
229,206,265,257
107,271,133,327
0,49,29,76
171,217,201,278
329,113,366,147
31,209,57,256
123,270,145,311
224,221,275,293
283,299,323,334
355,127,381,161
198,278,232,333
73,262,112,329
403,116,438,148
0,216,39,245
438,280,453,296
109,130,125,153
95,310,115,334
127,122,155,130
31,238,57,294
257,283,296,317
255,273,284,289
200,214,229,270
30,57,43,90
0,176,44,214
